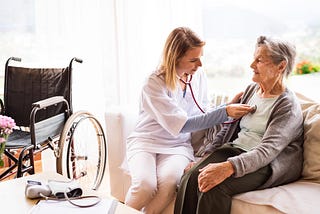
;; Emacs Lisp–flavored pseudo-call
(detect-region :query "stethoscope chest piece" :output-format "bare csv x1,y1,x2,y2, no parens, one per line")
251,105,257,114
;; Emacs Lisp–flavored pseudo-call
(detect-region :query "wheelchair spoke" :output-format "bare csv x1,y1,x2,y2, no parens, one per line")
56,111,107,190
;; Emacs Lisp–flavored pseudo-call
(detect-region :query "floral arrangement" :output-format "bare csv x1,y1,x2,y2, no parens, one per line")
0,115,16,167
295,60,320,75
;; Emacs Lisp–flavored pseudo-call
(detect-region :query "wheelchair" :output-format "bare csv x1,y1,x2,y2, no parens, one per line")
0,57,107,191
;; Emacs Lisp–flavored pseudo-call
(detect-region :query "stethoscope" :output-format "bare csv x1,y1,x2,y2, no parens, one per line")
179,74,257,124
179,74,205,114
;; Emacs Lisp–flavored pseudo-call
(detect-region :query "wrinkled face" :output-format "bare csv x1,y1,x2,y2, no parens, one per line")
176,47,203,77
250,45,281,85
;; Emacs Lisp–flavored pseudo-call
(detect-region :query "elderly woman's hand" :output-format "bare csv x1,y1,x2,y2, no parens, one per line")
198,161,234,192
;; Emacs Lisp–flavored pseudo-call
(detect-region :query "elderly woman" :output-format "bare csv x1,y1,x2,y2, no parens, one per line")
174,36,304,214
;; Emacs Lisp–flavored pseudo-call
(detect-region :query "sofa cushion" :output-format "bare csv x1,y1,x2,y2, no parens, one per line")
233,181,320,214
297,93,320,183
191,129,207,155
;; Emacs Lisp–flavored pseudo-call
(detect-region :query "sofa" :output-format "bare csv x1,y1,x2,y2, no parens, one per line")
105,92,320,214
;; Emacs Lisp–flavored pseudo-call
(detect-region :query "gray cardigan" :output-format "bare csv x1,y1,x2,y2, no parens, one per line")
213,83,304,189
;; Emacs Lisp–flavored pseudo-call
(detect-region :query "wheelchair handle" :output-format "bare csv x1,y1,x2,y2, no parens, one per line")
69,57,83,71
73,57,83,64
10,57,22,62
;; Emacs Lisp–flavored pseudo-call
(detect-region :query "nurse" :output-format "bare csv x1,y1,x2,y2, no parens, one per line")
124,27,253,214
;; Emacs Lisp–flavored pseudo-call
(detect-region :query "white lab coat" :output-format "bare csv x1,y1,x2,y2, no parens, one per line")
127,69,209,162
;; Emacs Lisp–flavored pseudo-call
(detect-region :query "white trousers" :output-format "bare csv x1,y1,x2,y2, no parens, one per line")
125,152,190,214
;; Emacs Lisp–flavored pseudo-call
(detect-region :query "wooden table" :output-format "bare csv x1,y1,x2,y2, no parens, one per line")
0,172,142,214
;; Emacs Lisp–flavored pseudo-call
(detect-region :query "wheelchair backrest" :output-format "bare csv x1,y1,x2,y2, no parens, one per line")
4,66,71,127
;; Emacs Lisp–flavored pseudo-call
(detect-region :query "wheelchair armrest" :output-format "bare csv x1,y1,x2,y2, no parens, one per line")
29,96,70,148
32,96,68,109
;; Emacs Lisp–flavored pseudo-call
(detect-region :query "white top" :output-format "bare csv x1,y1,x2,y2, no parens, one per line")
126,69,209,161
232,92,278,151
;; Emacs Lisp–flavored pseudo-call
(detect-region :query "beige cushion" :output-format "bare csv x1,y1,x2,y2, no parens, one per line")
191,129,207,155
192,93,229,157
296,92,320,183
233,181,320,214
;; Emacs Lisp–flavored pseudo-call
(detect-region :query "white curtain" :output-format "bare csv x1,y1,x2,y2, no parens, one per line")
114,0,203,109
1,0,203,116
34,0,116,119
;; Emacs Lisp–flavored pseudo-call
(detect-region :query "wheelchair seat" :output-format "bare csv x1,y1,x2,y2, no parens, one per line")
5,129,31,148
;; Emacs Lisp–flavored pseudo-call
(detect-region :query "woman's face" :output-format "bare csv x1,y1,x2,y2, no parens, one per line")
250,45,281,85
176,47,203,77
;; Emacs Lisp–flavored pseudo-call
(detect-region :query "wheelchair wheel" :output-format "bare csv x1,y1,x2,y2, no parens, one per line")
56,111,107,190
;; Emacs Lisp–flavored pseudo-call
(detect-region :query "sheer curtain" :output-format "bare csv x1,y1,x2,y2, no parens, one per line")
114,0,204,110
1,0,203,116
34,0,116,119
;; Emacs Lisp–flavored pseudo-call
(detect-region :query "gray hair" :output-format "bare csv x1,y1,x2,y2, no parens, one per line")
256,36,296,77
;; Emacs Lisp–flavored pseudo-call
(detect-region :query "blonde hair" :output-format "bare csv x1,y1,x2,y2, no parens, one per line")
159,27,205,91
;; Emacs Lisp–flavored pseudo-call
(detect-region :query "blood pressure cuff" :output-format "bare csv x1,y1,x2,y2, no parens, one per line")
48,180,83,199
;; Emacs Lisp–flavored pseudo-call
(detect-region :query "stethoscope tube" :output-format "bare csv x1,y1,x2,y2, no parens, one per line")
179,75,205,114
179,75,257,125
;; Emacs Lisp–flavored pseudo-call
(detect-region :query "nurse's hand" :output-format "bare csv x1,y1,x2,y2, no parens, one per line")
226,103,254,119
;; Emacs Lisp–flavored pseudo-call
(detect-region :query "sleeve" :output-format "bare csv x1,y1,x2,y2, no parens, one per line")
181,106,228,133
141,75,188,136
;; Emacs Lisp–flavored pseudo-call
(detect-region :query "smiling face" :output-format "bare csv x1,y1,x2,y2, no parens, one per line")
250,45,283,87
176,47,203,77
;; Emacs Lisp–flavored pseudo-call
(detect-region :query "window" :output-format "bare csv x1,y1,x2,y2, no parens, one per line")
0,0,114,117
0,0,35,95
1,1,318,109
201,0,320,99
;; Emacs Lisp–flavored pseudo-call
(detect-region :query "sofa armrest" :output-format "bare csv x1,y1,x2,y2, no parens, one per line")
105,108,138,202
